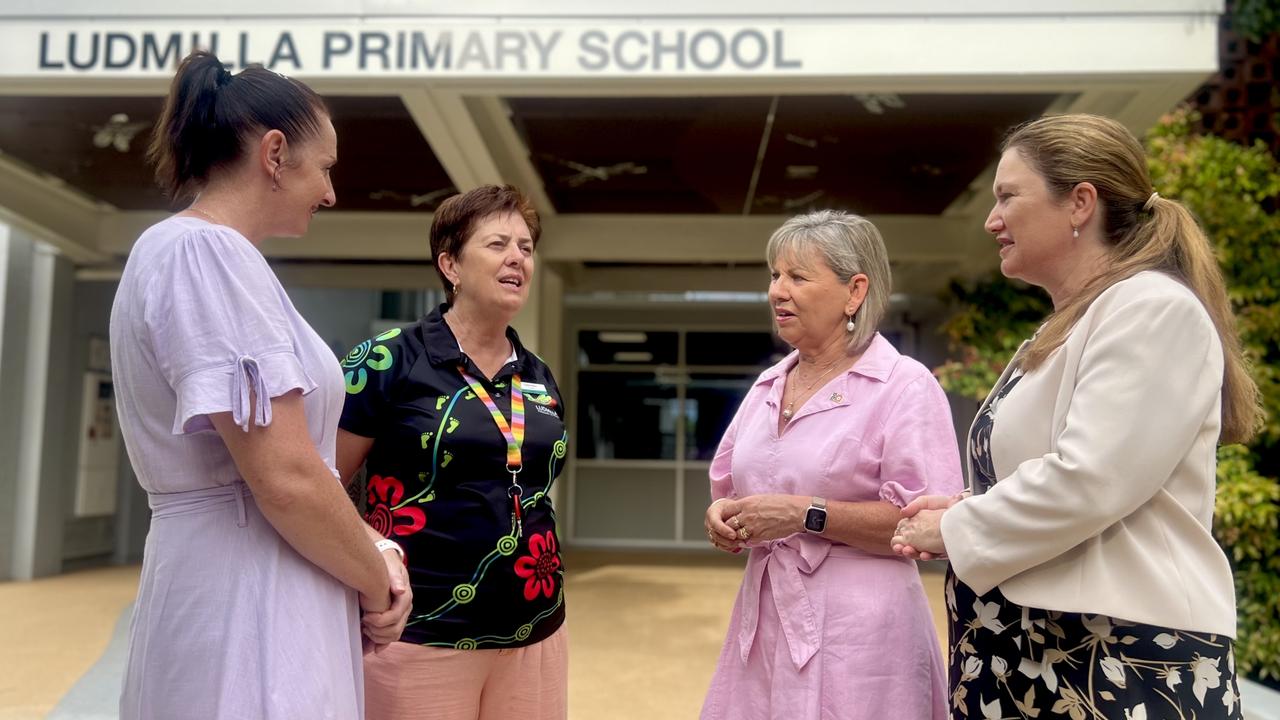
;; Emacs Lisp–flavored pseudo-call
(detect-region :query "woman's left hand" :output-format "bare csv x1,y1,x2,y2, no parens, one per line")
361,557,413,653
728,494,807,544
892,508,947,560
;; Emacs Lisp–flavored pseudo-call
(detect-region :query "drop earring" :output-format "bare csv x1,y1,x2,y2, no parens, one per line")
845,314,855,333
1072,226,1079,239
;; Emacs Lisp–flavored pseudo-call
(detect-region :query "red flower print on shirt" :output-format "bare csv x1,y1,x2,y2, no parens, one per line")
514,530,560,601
365,475,426,537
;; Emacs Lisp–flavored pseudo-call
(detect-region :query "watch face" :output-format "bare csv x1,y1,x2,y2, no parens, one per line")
805,507,827,533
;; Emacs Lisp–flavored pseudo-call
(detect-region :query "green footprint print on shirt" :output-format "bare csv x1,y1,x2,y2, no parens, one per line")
342,328,401,394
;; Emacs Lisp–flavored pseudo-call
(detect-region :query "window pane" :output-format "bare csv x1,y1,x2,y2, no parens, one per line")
682,467,714,542
575,466,676,540
684,373,756,460
576,372,679,459
578,330,678,367
686,331,786,367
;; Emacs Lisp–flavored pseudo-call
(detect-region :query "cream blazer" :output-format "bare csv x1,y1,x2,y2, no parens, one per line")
941,270,1237,636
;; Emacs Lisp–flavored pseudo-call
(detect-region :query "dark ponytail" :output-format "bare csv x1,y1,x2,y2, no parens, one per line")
147,51,329,199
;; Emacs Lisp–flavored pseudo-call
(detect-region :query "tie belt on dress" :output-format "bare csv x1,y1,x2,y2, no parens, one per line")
737,534,911,671
149,480,252,528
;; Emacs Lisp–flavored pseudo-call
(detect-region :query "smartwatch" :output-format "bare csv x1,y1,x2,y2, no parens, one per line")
804,496,828,534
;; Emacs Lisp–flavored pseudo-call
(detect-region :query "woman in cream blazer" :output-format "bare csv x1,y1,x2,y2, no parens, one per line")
893,114,1261,720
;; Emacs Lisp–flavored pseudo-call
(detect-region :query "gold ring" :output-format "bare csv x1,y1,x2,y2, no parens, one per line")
737,526,750,540
729,516,741,529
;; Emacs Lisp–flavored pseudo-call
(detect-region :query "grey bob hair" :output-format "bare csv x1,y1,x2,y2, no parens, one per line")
765,209,892,355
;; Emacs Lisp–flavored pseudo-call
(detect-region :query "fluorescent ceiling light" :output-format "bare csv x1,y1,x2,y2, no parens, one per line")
599,331,649,343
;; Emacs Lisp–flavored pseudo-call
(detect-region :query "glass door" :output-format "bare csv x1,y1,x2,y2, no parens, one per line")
568,327,783,548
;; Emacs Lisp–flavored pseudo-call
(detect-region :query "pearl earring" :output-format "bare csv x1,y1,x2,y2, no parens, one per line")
846,315,855,333
1072,226,1079,239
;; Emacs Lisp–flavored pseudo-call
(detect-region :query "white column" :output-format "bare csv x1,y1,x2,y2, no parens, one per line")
510,262,545,353
509,262,572,521
537,265,567,515
10,242,62,579
0,223,13,580
536,264,565,380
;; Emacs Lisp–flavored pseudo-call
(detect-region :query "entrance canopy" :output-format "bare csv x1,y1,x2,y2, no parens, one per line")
0,1,1222,299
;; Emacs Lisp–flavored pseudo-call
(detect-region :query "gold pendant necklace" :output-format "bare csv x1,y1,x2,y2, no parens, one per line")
187,206,223,225
781,358,842,422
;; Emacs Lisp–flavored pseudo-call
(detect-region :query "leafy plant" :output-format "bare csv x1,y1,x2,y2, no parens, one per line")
1215,445,1280,682
1147,108,1280,467
1148,108,1280,682
933,274,1049,401
1231,0,1280,41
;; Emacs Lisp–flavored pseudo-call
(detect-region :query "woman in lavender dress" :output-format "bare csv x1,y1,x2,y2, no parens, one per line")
110,51,411,719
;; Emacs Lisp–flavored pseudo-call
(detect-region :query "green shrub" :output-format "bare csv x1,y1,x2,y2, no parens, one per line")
1146,108,1280,463
1231,0,1280,41
1215,445,1280,681
1147,109,1280,680
933,274,1048,401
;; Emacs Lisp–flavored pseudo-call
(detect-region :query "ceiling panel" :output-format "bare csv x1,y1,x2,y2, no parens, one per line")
508,96,771,214
0,95,451,212
0,96,165,210
507,93,1057,215
752,93,1058,215
327,95,453,212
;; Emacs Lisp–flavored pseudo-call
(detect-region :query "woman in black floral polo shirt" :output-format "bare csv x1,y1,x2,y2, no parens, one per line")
337,185,568,720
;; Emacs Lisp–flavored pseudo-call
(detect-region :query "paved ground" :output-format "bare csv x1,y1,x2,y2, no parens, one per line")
0,550,948,720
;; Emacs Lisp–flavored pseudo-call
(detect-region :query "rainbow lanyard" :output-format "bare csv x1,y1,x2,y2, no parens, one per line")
459,369,526,537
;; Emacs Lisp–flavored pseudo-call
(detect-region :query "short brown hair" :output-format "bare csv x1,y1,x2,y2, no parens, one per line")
430,185,542,302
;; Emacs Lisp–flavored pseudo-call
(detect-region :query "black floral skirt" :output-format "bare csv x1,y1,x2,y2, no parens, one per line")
946,567,1243,720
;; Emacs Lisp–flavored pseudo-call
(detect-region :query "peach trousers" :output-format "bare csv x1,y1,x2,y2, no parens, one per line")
364,625,568,720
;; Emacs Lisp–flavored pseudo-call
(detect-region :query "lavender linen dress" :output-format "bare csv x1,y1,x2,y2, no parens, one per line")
110,217,363,719
701,335,960,720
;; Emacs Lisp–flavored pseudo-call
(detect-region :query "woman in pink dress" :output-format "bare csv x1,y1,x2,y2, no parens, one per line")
701,210,960,720
110,51,410,718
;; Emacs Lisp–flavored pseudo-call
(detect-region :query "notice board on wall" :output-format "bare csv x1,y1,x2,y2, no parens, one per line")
74,371,120,517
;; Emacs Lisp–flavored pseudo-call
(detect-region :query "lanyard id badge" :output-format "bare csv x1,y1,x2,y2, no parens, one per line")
459,369,526,537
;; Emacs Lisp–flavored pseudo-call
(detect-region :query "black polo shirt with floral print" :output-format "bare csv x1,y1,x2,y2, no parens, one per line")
339,304,567,649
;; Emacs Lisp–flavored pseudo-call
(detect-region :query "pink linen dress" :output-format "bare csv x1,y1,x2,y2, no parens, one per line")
700,334,960,720
109,217,363,719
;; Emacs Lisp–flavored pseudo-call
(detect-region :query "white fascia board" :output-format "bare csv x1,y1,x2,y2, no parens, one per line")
0,15,1219,80
2,0,1223,19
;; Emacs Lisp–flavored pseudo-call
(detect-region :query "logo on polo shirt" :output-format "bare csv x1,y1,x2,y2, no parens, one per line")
526,393,557,408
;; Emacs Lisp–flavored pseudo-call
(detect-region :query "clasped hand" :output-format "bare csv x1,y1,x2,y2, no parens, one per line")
359,550,414,654
704,494,808,553
891,492,966,560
